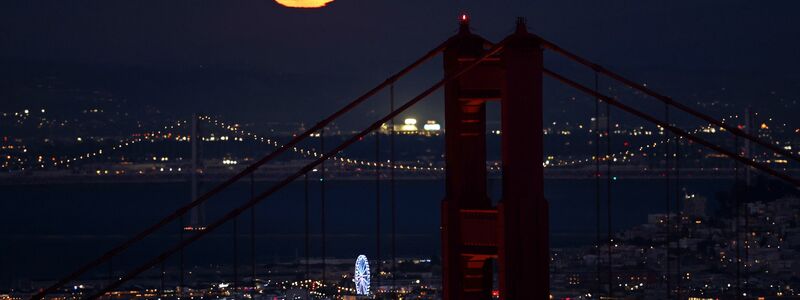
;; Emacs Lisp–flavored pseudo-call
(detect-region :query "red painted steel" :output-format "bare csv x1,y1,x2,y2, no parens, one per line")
441,19,550,300
441,19,497,300
498,21,549,300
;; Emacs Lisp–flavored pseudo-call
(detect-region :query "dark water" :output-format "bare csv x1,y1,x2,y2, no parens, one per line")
0,178,732,287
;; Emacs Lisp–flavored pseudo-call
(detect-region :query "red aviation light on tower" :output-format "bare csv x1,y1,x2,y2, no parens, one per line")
457,12,470,34
459,12,470,25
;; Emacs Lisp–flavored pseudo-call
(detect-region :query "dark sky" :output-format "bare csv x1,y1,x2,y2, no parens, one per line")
2,1,799,125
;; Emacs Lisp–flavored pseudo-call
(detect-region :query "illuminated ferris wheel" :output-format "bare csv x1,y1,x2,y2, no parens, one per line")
353,255,371,295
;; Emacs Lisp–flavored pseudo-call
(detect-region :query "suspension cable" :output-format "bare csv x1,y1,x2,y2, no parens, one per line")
542,69,800,300
542,68,800,188
606,87,613,297
160,261,165,299
179,115,191,297
30,40,452,300
735,136,741,300
375,130,382,292
231,133,239,300
81,40,508,300
675,132,682,300
233,208,238,299
321,129,327,287
179,208,185,297
534,34,800,165
743,108,752,296
594,72,602,296
108,257,113,290
390,83,397,296
665,103,671,299
304,173,310,284
250,172,256,297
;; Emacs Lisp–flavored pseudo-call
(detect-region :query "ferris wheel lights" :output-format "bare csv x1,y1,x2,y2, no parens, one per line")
353,255,370,295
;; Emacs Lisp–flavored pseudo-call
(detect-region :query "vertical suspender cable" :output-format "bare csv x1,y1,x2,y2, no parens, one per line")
250,172,256,297
180,114,194,297
108,257,113,283
390,83,397,295
744,168,750,296
375,130,382,291
744,167,750,295
304,173,310,284
160,261,165,299
593,72,602,296
735,136,741,300
665,104,671,299
675,136,682,299
233,208,238,299
744,109,752,296
606,89,613,297
321,129,327,286
231,127,239,300
179,212,185,295
108,257,113,297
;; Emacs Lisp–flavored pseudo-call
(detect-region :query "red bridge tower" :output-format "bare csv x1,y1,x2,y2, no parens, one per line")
441,17,549,299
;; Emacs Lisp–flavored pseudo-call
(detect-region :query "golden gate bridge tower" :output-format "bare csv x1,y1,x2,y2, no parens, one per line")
441,17,549,299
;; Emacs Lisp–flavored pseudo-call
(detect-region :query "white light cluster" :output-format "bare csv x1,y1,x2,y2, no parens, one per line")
353,255,370,295
46,121,187,168
546,115,738,168
37,113,748,174
200,115,446,172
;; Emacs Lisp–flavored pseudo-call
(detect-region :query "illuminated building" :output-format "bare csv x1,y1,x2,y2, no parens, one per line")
422,120,441,131
399,118,418,132
380,118,442,136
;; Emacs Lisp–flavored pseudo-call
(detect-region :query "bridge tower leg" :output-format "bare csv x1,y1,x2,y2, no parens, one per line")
498,20,549,299
441,18,548,300
441,19,497,300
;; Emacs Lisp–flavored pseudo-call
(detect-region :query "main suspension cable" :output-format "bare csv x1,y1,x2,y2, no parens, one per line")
82,39,508,300
543,68,800,188
30,39,452,300
534,33,800,165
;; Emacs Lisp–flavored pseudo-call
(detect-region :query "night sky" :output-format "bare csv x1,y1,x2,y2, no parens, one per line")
2,1,799,124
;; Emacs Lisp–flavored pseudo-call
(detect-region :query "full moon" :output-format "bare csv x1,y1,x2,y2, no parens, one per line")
274,0,334,8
